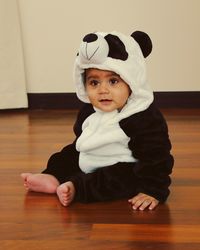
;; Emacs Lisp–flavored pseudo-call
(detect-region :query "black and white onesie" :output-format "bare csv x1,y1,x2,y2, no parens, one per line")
42,30,174,203
43,102,173,203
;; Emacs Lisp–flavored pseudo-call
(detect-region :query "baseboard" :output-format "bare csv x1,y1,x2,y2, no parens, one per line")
153,91,200,108
27,91,200,109
28,93,83,109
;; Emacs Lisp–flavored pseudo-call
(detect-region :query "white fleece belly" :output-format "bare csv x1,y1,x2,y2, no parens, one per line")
76,110,137,173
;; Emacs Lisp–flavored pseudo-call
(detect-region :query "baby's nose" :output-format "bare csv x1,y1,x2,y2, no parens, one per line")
99,83,109,93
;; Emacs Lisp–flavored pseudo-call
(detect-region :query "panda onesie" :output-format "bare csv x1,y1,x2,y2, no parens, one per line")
43,31,174,203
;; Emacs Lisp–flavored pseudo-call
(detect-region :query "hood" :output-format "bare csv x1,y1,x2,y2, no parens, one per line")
73,30,154,119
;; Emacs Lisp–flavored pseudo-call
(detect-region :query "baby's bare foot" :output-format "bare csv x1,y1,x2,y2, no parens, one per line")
21,173,59,193
56,181,75,206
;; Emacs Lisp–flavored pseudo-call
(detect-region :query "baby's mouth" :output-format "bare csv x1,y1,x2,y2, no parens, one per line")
99,99,112,104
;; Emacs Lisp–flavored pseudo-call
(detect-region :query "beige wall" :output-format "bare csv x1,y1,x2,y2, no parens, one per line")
18,0,200,93
0,0,27,109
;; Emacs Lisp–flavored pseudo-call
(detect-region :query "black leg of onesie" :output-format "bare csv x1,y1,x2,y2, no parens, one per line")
42,144,82,184
70,162,139,203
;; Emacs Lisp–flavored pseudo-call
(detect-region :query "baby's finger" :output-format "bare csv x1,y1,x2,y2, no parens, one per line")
149,200,159,210
138,200,152,211
132,198,147,210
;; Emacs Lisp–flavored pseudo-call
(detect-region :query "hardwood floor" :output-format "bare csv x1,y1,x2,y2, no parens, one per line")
0,108,200,250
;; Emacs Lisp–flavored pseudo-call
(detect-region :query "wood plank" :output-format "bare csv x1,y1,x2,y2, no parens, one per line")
91,224,200,243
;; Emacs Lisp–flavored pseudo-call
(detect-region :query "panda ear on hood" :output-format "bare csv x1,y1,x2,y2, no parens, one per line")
131,31,152,58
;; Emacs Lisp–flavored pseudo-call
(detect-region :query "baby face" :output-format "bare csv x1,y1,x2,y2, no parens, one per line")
85,68,131,112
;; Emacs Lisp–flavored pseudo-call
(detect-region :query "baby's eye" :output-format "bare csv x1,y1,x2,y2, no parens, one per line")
109,78,119,85
88,79,99,86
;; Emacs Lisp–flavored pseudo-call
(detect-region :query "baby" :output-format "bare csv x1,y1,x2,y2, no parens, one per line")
22,30,174,211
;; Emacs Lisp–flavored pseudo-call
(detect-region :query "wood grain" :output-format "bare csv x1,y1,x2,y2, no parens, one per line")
0,109,200,250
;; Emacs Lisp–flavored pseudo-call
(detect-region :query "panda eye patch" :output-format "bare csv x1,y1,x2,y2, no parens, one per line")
105,34,128,61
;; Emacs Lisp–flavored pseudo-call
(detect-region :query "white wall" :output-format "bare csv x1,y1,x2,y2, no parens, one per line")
18,0,200,93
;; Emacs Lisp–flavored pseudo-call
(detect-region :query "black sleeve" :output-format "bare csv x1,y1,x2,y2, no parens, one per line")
124,103,174,202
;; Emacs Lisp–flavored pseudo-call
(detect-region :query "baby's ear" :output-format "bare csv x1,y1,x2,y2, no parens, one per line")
131,31,152,58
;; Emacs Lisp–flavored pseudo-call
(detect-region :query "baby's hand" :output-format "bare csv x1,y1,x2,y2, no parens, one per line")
128,193,159,211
